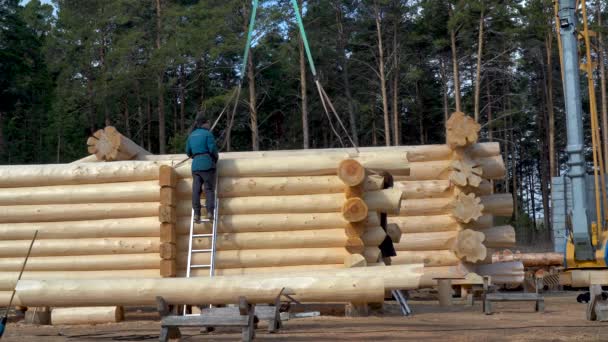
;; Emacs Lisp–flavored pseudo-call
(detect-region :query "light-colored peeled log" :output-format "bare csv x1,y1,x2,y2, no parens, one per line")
0,270,160,291
480,193,514,217
70,154,98,164
400,197,452,216
341,197,369,222
191,264,424,291
386,223,402,243
12,275,384,307
481,226,516,248
337,159,366,186
51,307,124,325
87,126,150,161
194,151,409,178
476,261,524,285
361,226,387,247
392,250,461,267
0,238,160,257
394,231,459,251
177,248,351,269
176,213,380,235
177,175,384,199
0,203,158,223
395,155,505,181
363,189,403,214
451,229,486,263
344,254,367,268
449,158,483,187
394,180,452,199
0,161,165,188
177,193,347,216
176,229,350,251
0,181,159,206
0,254,159,272
145,142,499,163
570,270,608,287
419,264,471,287
389,215,460,233
0,217,159,240
195,264,345,276
450,192,484,223
445,111,480,149
465,214,493,230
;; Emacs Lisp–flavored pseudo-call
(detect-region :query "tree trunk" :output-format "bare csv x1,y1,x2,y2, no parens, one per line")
546,31,556,176
247,44,258,151
135,82,144,146
198,59,205,111
449,6,461,113
123,97,130,137
392,19,400,145
0,111,4,158
599,1,608,170
155,0,166,154
335,4,358,146
146,96,152,152
440,57,449,126
179,64,186,134
298,0,309,149
374,1,391,146
487,81,492,141
473,10,484,122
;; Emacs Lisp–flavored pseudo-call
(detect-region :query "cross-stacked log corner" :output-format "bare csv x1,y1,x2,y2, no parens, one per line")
159,165,177,278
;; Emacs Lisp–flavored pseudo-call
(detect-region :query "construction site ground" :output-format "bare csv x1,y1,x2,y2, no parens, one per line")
3,292,606,341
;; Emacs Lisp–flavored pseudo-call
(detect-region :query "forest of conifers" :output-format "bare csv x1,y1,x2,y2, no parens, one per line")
1,0,607,244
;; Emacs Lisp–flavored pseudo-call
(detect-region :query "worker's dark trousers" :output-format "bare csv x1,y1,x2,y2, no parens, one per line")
192,169,216,217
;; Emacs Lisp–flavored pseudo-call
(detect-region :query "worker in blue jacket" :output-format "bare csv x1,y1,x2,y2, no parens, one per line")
186,114,219,223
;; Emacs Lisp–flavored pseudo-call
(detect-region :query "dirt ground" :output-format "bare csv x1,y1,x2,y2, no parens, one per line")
3,292,608,342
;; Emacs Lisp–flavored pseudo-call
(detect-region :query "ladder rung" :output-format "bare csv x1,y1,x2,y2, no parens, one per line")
192,234,213,238
194,219,211,223
190,264,211,268
192,249,213,253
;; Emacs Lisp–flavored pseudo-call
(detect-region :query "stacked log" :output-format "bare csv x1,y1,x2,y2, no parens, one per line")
386,112,518,286
0,163,164,295
86,126,150,161
171,156,404,277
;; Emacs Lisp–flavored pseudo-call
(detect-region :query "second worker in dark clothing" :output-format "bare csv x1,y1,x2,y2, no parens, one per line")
186,114,219,223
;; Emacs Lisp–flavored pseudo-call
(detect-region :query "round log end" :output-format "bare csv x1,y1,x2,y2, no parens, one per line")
342,197,369,223
337,159,366,187
450,192,484,223
345,237,365,254
451,229,487,263
446,111,481,149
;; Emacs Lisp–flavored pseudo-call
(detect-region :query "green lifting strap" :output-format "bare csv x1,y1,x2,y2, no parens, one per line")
240,0,259,80
290,0,317,78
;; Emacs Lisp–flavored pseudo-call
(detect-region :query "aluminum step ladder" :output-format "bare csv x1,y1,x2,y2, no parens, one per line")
183,175,220,315
391,290,412,316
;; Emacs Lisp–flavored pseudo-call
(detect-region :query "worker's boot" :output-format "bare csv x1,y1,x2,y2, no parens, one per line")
206,209,214,220
193,213,202,224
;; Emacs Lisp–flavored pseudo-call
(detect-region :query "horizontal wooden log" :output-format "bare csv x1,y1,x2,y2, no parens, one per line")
363,189,402,214
480,193,514,217
394,180,452,199
143,142,500,163
177,175,384,199
0,254,159,272
70,154,99,164
419,264,471,287
569,270,608,287
186,264,424,291
476,261,524,285
392,250,461,267
51,306,124,325
177,229,350,250
12,276,385,306
0,217,159,240
388,215,459,233
386,223,402,243
481,226,516,248
176,193,346,216
492,250,564,267
177,248,352,269
0,203,158,223
0,270,160,291
0,161,165,188
395,155,505,181
394,231,458,251
0,238,160,257
176,213,380,235
0,181,159,205
87,126,150,161
361,226,387,247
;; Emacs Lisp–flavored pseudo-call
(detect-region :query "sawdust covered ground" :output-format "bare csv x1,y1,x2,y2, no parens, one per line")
3,292,607,342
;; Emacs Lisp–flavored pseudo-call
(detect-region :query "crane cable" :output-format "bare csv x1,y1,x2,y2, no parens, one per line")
223,0,359,152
